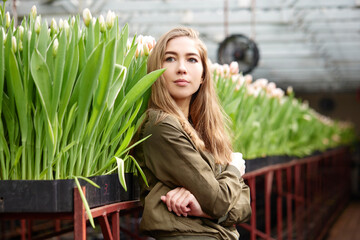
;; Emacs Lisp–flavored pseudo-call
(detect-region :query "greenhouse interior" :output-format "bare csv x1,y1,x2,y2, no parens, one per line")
0,0,359,239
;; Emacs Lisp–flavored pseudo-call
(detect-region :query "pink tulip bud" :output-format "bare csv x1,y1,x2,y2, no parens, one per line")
135,44,143,58
229,61,239,75
266,82,276,94
253,78,268,89
244,74,253,84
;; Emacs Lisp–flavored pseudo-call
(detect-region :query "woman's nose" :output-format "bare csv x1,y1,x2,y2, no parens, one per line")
177,60,187,74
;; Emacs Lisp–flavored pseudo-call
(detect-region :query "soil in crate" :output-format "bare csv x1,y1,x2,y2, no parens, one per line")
246,155,297,172
0,173,139,213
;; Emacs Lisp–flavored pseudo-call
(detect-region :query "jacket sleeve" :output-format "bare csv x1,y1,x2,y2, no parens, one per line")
142,118,243,219
217,178,252,226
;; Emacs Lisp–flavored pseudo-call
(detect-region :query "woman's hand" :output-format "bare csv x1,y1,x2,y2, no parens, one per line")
230,152,246,176
161,187,211,218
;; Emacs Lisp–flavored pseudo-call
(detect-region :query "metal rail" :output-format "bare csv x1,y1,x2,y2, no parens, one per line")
238,147,351,240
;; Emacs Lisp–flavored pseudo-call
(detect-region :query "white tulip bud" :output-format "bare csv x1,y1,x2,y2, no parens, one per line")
58,18,64,31
71,16,76,26
27,31,32,41
50,18,58,33
5,12,11,29
106,10,115,30
99,15,106,33
82,8,92,27
136,35,144,44
35,16,41,34
126,39,132,51
143,43,150,56
18,40,23,52
1,27,6,45
18,26,24,39
286,86,293,96
63,20,70,36
11,36,17,52
52,38,59,56
135,44,143,58
31,5,37,19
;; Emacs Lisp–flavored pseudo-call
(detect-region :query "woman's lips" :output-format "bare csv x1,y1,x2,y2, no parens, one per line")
174,79,189,86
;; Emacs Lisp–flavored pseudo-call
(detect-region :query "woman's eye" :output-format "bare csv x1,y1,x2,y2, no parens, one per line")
165,57,175,62
188,58,198,63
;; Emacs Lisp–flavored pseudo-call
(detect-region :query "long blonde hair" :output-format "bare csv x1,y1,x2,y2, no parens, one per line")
147,27,232,164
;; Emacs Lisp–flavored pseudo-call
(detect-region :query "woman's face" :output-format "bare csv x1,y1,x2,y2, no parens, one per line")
162,36,203,107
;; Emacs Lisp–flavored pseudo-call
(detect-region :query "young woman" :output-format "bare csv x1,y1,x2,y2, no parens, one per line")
133,27,251,240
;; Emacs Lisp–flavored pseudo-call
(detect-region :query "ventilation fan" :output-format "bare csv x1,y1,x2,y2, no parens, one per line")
217,34,260,74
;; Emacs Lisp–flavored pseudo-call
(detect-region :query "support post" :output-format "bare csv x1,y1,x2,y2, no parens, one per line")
74,187,86,240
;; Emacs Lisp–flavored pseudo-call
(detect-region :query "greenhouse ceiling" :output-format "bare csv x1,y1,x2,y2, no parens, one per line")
6,0,360,92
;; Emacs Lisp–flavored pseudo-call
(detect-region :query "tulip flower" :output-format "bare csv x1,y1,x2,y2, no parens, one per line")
11,36,17,52
106,10,116,30
135,44,143,58
143,43,150,56
92,17,96,26
286,86,293,96
71,16,76,27
18,26,24,39
5,12,10,29
126,39,132,51
35,16,41,34
266,82,276,95
50,18,58,34
1,27,6,44
222,64,230,77
83,8,92,27
58,18,64,31
229,61,239,75
63,20,70,36
253,78,268,90
52,38,59,56
99,15,106,33
18,40,23,52
31,5,37,19
244,74,253,84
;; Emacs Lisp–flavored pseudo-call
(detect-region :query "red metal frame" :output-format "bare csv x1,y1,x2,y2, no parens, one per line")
0,187,142,240
238,147,351,240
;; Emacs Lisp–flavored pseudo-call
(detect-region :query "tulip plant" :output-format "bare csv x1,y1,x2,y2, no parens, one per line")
0,2,164,224
0,4,163,180
212,62,357,159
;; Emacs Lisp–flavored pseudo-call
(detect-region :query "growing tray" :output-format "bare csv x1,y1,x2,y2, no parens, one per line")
0,173,139,213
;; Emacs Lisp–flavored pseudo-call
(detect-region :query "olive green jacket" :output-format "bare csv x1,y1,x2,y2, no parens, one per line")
134,109,251,240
